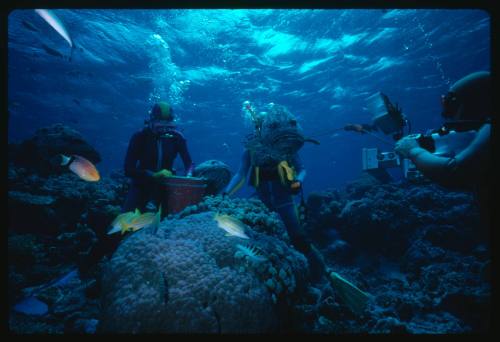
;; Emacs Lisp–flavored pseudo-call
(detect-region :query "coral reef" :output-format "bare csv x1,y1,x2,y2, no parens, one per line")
171,194,291,242
303,179,491,333
10,123,101,176
193,160,231,196
99,211,308,333
8,126,491,334
8,125,130,333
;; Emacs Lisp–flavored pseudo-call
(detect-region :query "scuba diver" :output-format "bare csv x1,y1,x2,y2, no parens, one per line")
344,92,408,142
395,71,492,230
223,102,370,315
123,101,194,218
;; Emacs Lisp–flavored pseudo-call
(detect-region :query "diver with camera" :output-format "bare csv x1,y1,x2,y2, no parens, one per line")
346,71,491,229
395,71,491,229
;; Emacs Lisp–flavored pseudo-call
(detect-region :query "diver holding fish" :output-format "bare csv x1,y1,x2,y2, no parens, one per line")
223,101,370,315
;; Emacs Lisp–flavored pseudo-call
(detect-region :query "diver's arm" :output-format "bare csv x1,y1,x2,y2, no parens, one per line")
409,124,490,184
296,169,306,183
362,123,378,132
224,150,251,196
124,133,155,180
344,123,377,133
177,137,194,176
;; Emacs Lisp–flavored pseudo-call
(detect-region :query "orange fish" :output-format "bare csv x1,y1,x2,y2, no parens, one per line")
60,154,100,182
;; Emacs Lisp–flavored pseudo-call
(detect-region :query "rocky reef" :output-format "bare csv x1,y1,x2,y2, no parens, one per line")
302,177,491,333
99,211,308,333
8,125,127,333
193,160,231,196
8,126,491,334
9,123,101,176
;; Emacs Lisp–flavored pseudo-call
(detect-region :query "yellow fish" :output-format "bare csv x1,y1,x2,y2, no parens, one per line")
214,213,249,239
107,209,141,235
128,205,162,232
108,206,162,235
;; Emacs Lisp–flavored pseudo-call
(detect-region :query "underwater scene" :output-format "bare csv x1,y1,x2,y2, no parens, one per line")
7,8,492,334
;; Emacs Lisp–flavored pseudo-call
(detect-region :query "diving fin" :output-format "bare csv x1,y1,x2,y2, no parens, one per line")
328,271,370,315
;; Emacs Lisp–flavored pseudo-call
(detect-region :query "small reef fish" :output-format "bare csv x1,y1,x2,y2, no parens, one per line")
107,209,141,235
236,244,266,263
12,267,79,316
129,205,161,232
22,20,39,32
107,206,161,235
60,154,100,182
35,9,73,47
214,213,250,239
13,296,48,316
40,43,64,58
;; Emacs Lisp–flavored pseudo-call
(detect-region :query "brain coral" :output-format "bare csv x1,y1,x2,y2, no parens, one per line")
172,195,290,242
99,211,308,333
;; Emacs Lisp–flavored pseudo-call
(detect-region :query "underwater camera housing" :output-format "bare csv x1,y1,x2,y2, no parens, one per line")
367,92,408,140
362,147,424,182
362,128,477,182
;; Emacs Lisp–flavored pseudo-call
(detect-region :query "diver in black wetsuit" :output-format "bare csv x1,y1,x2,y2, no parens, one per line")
394,71,492,231
123,101,194,217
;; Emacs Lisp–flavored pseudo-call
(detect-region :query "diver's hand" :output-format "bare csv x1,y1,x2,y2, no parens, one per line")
290,181,302,194
153,169,173,178
394,136,420,159
344,123,367,134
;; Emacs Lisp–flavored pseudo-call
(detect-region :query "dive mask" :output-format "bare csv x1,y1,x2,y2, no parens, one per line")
441,91,459,118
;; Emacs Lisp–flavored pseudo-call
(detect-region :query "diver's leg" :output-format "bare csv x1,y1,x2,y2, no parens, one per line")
122,183,149,213
272,182,327,282
153,185,168,219
256,181,274,209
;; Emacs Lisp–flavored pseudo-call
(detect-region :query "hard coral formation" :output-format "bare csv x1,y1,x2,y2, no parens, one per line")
8,125,122,333
100,211,308,333
193,160,231,195
11,123,101,175
304,179,490,333
173,194,291,242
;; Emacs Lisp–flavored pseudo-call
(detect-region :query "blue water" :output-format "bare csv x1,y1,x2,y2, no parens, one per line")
7,9,491,194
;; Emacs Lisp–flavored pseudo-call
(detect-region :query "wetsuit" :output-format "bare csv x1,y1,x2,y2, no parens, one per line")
123,127,194,215
225,150,327,281
409,123,491,233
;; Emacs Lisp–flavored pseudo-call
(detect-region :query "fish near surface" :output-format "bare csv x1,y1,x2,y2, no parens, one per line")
35,9,73,47
214,213,250,239
40,43,64,58
60,154,100,182
22,20,39,32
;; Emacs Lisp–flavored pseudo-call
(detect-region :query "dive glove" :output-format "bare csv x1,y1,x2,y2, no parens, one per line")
290,181,302,194
153,169,173,178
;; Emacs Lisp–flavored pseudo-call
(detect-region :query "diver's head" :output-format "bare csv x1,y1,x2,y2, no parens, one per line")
441,71,491,121
149,101,175,135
